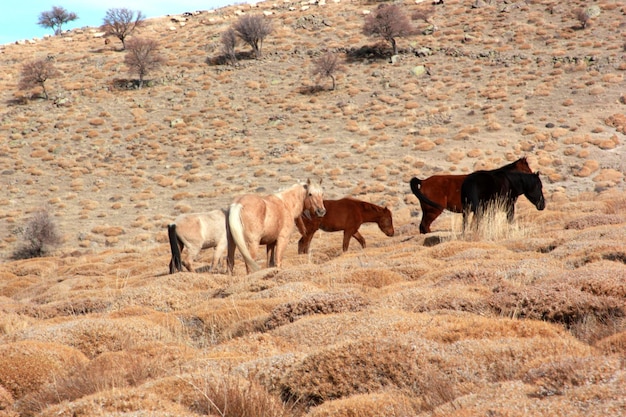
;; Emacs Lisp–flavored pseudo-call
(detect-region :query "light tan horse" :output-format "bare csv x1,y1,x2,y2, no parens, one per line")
227,179,325,274
168,209,228,274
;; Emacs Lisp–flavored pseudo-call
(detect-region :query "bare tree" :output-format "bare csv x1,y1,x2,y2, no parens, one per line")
19,58,60,100
37,6,78,35
102,8,145,50
12,207,61,259
221,28,238,64
233,14,273,59
363,4,414,56
124,38,165,88
311,52,343,91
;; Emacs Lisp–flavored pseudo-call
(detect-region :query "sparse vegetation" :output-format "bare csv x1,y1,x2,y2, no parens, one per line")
37,6,78,35
101,8,146,50
363,4,414,56
1,1,625,416
18,58,60,100
232,14,273,58
123,37,165,88
11,207,61,259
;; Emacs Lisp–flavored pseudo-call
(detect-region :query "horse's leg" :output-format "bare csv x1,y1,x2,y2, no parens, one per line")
273,238,287,268
507,204,515,223
212,239,228,273
420,206,443,234
266,243,276,267
226,231,236,274
298,229,316,254
183,245,200,273
352,231,366,249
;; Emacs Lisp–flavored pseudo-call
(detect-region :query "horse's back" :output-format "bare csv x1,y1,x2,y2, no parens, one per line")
420,174,467,212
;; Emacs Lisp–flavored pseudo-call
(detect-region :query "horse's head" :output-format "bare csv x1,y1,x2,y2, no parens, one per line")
302,178,326,219
514,156,533,174
525,172,546,211
378,206,395,237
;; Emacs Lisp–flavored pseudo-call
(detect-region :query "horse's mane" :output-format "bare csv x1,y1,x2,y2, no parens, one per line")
496,156,528,172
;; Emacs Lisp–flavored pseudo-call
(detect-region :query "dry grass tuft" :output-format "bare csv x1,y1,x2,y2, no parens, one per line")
0,341,88,400
488,282,625,342
265,291,368,330
564,214,625,230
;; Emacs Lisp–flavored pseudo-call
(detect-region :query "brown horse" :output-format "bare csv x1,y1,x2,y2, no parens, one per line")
296,197,394,254
409,157,532,233
227,179,326,274
168,209,228,274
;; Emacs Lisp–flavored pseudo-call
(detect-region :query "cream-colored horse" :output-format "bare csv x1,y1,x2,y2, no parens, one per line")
168,209,228,273
227,179,325,274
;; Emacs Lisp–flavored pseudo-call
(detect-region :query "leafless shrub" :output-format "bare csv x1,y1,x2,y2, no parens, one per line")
233,14,273,59
101,8,145,50
12,207,61,259
363,4,414,56
221,28,238,65
37,6,77,35
265,291,368,330
124,37,165,88
311,52,344,91
18,59,60,100
575,8,591,29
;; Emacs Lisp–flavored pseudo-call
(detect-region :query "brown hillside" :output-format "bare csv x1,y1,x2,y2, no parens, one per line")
1,0,625,416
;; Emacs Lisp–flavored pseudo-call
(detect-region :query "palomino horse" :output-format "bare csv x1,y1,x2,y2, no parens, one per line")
296,197,394,254
409,157,532,233
461,171,545,232
227,179,326,274
168,209,228,274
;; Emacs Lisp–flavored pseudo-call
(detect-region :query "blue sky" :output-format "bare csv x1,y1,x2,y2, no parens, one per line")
0,1,254,45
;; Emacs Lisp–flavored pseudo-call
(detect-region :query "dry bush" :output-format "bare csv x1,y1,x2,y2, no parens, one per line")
18,59,61,100
265,291,368,330
344,268,406,288
11,207,61,260
17,350,157,416
564,214,624,230
523,356,622,398
149,374,294,417
363,4,414,56
595,331,626,356
36,387,196,417
488,283,625,337
233,14,273,58
279,338,456,409
307,391,420,417
124,37,165,88
7,317,181,359
0,341,88,400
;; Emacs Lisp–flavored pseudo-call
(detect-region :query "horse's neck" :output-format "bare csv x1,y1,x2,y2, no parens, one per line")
504,173,526,197
277,185,305,218
360,203,380,221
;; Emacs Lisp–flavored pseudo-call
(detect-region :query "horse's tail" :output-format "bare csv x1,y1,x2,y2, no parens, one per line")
409,177,445,211
168,223,183,274
228,203,261,273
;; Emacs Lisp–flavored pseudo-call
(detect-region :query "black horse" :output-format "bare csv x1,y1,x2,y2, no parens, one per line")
461,171,546,232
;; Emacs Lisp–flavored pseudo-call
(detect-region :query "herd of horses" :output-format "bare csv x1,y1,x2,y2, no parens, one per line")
168,157,545,275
